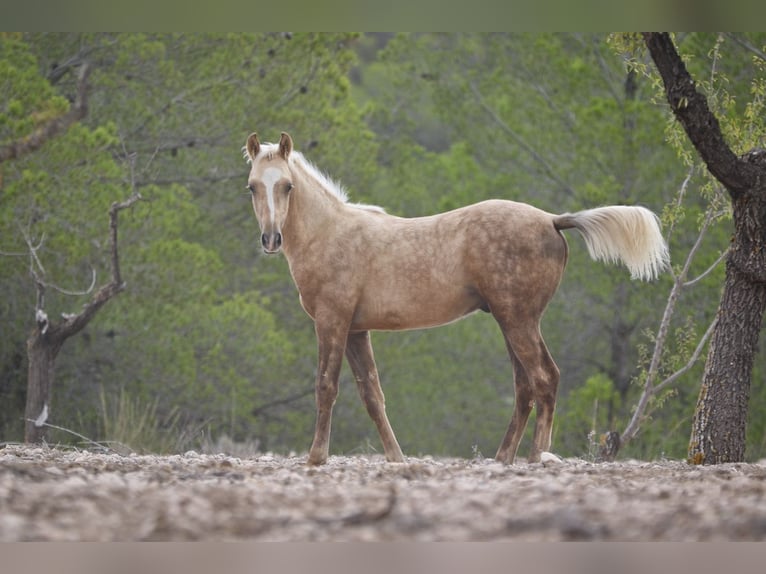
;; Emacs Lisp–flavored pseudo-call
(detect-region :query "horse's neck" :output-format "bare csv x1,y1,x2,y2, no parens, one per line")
282,174,344,258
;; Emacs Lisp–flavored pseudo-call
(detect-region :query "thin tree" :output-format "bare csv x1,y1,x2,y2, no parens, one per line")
613,180,724,459
23,191,141,443
644,32,766,464
0,56,142,443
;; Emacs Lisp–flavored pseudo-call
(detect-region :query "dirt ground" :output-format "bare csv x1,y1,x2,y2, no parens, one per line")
2,444,766,541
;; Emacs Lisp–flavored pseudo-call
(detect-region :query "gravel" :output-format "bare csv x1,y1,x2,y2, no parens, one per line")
2,445,766,541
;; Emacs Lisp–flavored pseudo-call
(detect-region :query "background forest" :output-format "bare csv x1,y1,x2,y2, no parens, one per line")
2,33,765,460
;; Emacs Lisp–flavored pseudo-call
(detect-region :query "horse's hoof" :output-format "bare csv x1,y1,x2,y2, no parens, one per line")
307,454,327,466
494,452,514,465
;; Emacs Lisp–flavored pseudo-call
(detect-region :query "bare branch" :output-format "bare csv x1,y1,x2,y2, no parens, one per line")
665,167,695,244
683,247,729,288
0,63,91,164
47,267,97,297
664,167,695,284
21,228,46,277
620,192,721,446
20,227,48,314
644,208,715,386
108,191,143,288
24,418,107,451
46,44,99,85
653,316,718,394
29,191,143,344
21,229,98,299
679,208,718,281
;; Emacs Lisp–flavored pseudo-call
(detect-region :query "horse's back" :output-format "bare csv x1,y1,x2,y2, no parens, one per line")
347,199,567,331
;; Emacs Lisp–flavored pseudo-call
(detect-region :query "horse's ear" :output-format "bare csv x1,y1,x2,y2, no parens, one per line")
278,132,293,159
246,132,260,160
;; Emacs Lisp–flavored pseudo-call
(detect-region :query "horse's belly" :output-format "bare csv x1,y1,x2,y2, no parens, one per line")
351,287,483,332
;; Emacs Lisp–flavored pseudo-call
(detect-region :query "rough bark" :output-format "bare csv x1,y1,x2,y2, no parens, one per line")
643,33,766,463
688,151,766,464
24,334,59,443
24,195,140,443
689,258,766,463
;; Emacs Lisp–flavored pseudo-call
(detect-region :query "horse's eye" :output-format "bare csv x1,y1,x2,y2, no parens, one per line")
247,184,255,194
286,182,294,193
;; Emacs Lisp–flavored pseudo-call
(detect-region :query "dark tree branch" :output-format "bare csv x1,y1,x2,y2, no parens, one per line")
24,190,140,443
642,33,759,200
47,54,86,85
52,191,142,343
644,32,766,464
0,63,91,165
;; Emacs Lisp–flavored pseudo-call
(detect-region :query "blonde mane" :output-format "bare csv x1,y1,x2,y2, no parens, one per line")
244,142,385,214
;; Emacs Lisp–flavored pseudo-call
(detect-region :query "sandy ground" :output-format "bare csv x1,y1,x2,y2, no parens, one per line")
2,444,766,541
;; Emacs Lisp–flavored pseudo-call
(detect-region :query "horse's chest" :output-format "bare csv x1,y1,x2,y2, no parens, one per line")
288,258,358,322
297,291,316,320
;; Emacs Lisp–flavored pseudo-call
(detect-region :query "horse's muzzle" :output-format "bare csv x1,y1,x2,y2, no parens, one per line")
261,232,282,253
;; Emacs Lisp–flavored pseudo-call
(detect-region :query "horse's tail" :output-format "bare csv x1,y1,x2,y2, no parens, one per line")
553,206,669,281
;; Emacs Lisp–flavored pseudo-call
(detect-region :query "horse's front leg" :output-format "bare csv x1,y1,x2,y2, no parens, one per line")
307,319,348,466
345,331,404,462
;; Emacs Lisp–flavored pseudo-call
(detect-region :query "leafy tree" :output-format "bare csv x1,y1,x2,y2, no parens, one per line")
3,33,763,461
0,34,136,441
1,33,379,450
644,32,766,464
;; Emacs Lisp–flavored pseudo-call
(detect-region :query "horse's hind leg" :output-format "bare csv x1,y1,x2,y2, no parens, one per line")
345,331,404,462
495,318,560,463
495,344,534,464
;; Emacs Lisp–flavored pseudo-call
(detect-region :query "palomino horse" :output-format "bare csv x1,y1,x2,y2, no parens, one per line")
244,132,668,465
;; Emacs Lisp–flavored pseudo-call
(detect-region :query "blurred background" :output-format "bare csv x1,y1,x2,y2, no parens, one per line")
1,33,764,460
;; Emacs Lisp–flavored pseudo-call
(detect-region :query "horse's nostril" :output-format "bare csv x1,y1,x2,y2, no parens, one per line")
261,232,282,251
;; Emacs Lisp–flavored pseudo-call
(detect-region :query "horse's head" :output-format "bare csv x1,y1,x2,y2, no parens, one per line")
245,131,294,254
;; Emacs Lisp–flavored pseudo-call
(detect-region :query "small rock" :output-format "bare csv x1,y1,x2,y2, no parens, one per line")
540,452,564,465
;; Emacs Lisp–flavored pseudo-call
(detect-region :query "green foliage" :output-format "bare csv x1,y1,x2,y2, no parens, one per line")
2,33,765,460
0,34,68,142
1,33,355,446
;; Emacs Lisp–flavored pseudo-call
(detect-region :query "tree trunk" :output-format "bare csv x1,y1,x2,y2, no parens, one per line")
688,156,766,464
689,261,766,463
24,331,61,443
644,33,766,463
